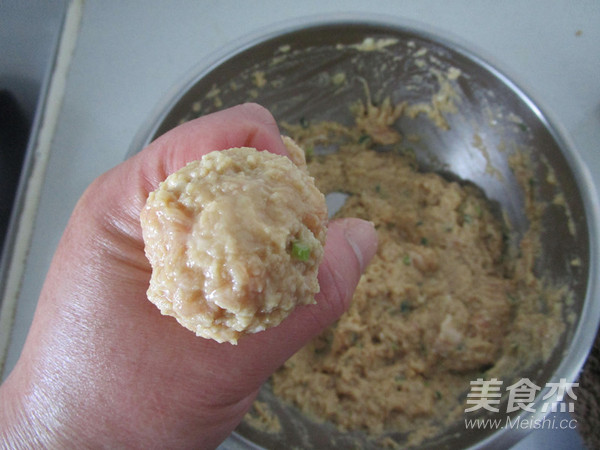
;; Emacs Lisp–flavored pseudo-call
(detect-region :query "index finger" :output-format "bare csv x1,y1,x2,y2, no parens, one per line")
84,103,288,244
134,103,289,193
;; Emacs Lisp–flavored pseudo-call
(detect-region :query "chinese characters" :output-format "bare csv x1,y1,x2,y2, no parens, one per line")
465,378,577,414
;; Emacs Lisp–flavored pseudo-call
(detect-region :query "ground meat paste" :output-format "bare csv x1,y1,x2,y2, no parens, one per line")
141,141,327,344
270,115,563,445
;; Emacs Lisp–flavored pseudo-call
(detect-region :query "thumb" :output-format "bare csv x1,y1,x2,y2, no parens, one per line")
314,217,379,328
271,217,378,338
226,217,378,378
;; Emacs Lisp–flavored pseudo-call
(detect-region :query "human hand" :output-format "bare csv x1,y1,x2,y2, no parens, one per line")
0,103,377,449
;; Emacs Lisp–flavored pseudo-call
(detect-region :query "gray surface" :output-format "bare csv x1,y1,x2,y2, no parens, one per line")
2,1,599,448
0,0,68,273
0,0,67,123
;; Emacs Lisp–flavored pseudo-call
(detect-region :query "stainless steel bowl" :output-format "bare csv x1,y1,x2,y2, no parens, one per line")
128,15,600,450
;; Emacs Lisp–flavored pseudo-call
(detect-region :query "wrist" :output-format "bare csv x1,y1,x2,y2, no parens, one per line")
0,360,86,448
0,370,51,448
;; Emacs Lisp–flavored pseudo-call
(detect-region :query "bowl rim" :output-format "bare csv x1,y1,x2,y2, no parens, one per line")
128,12,600,449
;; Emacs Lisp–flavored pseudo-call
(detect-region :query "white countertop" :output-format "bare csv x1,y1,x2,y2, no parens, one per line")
2,1,598,448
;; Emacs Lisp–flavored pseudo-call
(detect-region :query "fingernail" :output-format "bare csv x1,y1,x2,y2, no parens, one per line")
343,219,377,272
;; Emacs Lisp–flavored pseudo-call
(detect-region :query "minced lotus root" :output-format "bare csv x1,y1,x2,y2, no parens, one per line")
140,138,327,344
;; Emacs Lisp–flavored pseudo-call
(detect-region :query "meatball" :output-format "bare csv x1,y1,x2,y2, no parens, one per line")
140,140,327,344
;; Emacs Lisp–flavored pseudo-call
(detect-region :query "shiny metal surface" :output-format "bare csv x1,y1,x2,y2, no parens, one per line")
128,17,600,450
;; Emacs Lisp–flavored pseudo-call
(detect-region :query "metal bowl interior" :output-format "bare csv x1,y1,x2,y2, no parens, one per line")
128,18,598,450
